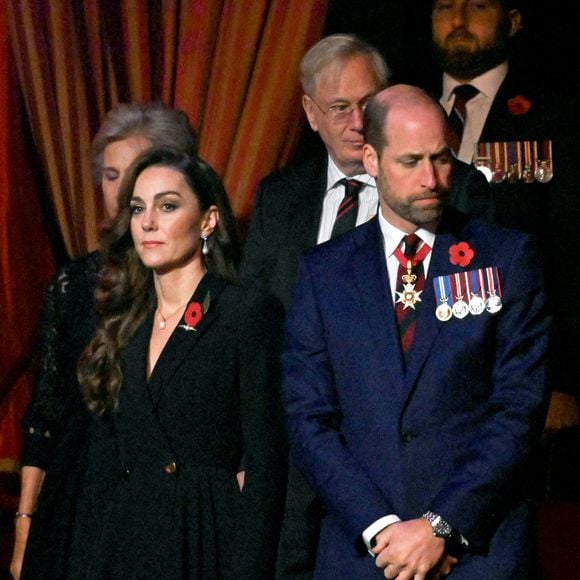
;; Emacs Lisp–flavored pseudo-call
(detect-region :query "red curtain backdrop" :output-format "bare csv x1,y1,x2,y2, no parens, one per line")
0,14,57,470
1,0,329,468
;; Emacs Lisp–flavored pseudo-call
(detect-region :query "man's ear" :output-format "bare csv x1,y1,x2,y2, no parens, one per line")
303,95,319,132
507,9,522,37
363,143,379,178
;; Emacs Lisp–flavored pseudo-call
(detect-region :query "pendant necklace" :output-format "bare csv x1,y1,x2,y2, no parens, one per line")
157,301,189,330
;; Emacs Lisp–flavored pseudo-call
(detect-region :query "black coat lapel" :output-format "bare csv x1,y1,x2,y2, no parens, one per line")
147,272,228,406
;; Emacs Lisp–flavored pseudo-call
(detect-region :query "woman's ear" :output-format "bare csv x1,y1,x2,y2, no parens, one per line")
201,205,219,238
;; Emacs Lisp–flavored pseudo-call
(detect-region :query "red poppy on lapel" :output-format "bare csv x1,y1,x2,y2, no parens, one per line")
449,242,474,267
179,292,211,332
181,302,203,331
507,95,531,116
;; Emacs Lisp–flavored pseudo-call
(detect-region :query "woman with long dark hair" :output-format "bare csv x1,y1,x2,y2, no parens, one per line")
70,148,286,578
13,103,199,580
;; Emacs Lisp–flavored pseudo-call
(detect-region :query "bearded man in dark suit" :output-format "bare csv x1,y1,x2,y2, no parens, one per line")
242,33,493,580
431,0,580,413
283,84,550,579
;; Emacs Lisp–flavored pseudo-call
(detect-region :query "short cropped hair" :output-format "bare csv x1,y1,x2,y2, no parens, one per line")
90,102,198,187
300,34,390,96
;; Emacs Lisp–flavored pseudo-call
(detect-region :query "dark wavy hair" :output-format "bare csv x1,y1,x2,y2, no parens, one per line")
78,148,241,414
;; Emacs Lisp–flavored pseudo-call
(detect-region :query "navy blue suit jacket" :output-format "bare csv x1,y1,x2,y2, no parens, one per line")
283,209,550,578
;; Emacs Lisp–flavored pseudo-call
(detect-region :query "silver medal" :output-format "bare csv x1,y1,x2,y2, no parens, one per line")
452,299,469,319
485,294,503,314
469,295,486,315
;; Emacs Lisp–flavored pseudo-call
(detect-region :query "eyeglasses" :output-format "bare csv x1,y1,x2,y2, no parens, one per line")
306,95,370,124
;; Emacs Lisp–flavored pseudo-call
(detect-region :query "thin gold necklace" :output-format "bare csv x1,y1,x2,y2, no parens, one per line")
156,301,189,330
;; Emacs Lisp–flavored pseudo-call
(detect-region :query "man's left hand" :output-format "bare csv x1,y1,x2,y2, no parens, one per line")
372,518,446,579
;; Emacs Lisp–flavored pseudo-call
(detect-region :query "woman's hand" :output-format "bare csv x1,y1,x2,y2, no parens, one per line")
236,470,245,492
10,516,32,580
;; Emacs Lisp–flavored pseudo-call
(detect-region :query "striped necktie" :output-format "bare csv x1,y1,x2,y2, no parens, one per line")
448,84,478,154
394,234,430,357
330,178,363,239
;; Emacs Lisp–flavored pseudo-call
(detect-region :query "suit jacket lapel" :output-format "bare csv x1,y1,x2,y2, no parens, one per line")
351,219,406,396
403,212,465,395
147,273,228,406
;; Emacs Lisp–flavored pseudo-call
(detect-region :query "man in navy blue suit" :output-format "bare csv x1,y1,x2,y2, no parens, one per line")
283,84,550,578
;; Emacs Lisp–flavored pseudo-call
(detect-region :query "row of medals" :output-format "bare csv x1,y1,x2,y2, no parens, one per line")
398,272,503,322
435,292,502,322
472,140,553,184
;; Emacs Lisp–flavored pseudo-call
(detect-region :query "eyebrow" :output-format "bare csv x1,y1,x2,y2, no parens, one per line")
130,190,183,202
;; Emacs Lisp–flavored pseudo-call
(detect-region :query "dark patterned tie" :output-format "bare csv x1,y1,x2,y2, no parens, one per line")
330,178,363,239
394,234,428,357
448,84,479,154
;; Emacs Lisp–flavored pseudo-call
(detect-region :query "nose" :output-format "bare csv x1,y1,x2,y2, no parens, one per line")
451,5,466,27
421,161,438,190
349,105,364,131
141,208,157,231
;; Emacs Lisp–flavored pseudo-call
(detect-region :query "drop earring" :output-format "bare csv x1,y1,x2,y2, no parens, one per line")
202,235,210,256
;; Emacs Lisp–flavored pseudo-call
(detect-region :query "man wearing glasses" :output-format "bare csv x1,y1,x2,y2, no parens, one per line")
242,34,388,579
243,34,388,310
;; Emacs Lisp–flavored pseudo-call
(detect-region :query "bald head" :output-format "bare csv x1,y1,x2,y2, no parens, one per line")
364,85,448,155
361,85,453,232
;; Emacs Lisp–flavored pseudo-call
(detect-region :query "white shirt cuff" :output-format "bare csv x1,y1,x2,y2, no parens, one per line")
362,514,401,555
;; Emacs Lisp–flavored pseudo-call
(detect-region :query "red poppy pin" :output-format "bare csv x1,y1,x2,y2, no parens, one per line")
449,242,474,267
179,292,211,332
507,95,531,116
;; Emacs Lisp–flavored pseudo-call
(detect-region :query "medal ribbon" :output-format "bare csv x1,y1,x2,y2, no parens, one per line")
485,266,502,297
434,275,452,305
469,269,480,298
393,241,431,270
451,273,464,301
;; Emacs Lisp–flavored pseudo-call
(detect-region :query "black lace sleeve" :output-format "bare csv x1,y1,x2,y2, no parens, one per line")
21,252,101,469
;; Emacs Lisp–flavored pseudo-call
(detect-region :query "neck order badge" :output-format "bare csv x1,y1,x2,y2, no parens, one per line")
394,234,431,354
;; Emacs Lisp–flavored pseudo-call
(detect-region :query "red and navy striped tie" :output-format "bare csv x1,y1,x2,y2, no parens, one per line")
395,234,428,357
330,178,363,239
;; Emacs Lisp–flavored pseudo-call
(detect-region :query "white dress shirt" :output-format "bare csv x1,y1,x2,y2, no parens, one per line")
316,156,378,244
440,62,508,164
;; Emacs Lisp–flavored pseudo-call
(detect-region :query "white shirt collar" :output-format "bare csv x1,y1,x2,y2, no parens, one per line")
441,61,509,110
378,211,437,256
326,154,375,191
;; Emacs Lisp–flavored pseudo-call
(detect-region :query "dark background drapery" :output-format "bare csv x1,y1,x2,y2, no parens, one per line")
1,0,578,469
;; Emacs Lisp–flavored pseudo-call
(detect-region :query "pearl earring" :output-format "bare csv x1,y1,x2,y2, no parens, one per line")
202,236,210,256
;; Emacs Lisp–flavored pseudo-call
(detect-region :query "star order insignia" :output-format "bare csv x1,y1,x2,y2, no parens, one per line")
395,283,422,310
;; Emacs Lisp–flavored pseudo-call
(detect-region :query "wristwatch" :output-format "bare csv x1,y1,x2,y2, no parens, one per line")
422,511,453,538
422,511,469,557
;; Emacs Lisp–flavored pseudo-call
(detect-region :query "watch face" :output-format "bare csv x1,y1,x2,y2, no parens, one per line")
433,519,453,539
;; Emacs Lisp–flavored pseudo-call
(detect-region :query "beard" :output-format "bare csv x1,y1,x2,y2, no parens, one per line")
384,191,448,229
433,29,511,79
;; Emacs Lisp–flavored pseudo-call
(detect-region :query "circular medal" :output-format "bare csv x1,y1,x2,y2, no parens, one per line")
486,294,503,314
435,303,453,322
491,164,506,183
469,295,486,315
452,299,469,319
